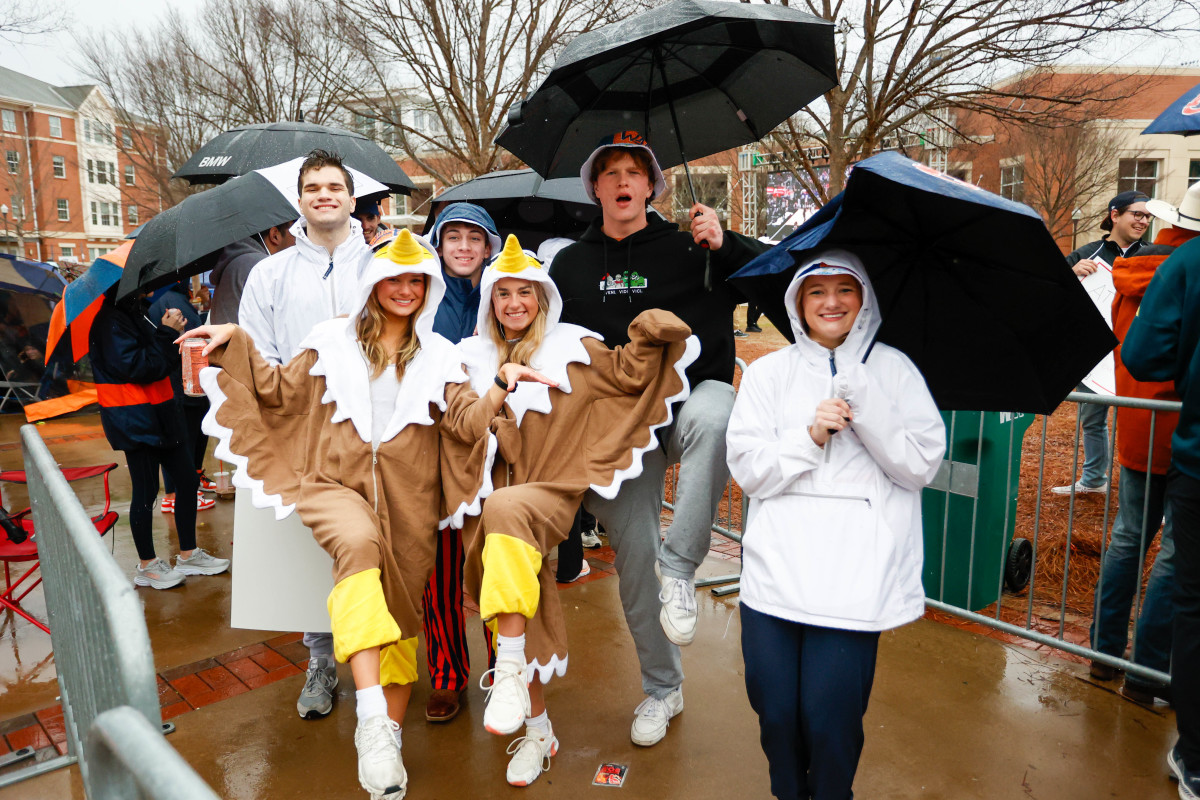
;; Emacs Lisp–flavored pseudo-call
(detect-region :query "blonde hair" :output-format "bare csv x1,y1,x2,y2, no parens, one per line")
488,281,550,368
356,279,426,379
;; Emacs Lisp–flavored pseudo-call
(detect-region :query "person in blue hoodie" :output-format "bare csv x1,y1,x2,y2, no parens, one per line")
1122,184,1200,800
421,202,502,723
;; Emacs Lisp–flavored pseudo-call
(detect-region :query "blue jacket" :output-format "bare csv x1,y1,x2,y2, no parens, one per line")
88,300,185,452
432,272,480,344
1123,236,1200,481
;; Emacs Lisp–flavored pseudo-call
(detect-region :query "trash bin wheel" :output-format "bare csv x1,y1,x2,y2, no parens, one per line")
1005,537,1033,592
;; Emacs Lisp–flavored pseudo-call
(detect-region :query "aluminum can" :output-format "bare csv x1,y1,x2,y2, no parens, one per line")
182,338,208,397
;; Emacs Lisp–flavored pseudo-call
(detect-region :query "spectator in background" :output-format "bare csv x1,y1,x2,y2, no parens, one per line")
1121,180,1200,800
353,197,392,249
1088,185,1200,704
1054,190,1151,496
209,222,296,326
148,280,217,513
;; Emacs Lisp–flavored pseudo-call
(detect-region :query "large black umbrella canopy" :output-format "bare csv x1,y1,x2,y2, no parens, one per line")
730,152,1117,414
115,171,300,302
496,0,836,188
423,169,599,249
173,121,416,194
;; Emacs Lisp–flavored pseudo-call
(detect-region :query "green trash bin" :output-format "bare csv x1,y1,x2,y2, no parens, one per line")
921,410,1035,611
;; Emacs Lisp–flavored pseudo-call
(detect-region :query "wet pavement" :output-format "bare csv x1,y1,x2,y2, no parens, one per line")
0,412,1183,799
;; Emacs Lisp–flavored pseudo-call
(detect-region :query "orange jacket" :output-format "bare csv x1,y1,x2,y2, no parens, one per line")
1111,226,1197,474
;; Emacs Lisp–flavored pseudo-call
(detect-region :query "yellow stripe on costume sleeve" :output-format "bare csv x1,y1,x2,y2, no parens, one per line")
327,569,401,664
380,638,419,687
479,533,543,621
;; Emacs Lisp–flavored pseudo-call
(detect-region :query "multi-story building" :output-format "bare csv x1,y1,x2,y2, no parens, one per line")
0,66,164,266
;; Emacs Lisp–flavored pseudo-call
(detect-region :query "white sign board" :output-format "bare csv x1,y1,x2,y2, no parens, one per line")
1079,259,1116,396
231,489,334,633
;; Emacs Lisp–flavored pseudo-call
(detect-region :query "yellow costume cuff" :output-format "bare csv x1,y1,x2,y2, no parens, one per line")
327,569,401,663
380,638,419,686
480,533,543,621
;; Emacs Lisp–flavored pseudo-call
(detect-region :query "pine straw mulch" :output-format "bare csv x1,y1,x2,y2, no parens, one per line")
670,308,1162,618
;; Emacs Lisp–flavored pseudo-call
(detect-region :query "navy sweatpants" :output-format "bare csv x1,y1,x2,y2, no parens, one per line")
741,603,880,800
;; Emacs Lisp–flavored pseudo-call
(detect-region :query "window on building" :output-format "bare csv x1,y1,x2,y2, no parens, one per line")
83,118,91,142
57,199,69,221
124,165,135,185
87,159,96,183
5,150,18,175
128,205,139,225
48,115,62,138
102,202,114,226
1189,160,1200,188
53,155,66,178
122,129,132,148
107,161,116,184
88,247,111,262
60,244,74,259
1118,159,1159,198
10,198,21,219
353,112,375,138
91,201,97,225
1000,163,1025,203
1,109,15,133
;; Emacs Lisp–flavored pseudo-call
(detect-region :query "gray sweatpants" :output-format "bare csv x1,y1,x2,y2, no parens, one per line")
585,380,735,698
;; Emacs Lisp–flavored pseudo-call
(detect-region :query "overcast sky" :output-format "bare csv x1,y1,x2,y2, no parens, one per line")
3,0,1197,89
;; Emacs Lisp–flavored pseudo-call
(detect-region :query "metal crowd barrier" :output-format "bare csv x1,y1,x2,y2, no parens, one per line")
671,385,1180,688
0,425,217,797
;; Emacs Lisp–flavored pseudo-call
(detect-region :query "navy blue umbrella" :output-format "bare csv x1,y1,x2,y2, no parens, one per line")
1141,81,1200,136
730,151,1116,413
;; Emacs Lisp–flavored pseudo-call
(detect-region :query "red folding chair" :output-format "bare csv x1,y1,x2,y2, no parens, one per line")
0,463,120,633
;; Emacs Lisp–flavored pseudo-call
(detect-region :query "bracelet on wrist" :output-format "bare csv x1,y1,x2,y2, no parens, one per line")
494,374,513,393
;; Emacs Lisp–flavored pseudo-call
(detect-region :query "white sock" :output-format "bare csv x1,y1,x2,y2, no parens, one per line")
525,710,551,736
393,727,403,749
355,685,387,722
496,633,526,664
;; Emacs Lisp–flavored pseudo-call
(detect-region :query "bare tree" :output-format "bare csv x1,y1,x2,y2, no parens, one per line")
0,0,63,42
333,0,649,184
752,0,1196,204
74,0,377,207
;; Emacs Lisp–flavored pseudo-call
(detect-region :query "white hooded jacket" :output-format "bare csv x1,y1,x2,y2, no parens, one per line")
238,217,371,364
726,250,946,631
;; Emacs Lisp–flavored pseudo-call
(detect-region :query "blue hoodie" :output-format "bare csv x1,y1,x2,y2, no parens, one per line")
1122,235,1200,481
428,203,501,344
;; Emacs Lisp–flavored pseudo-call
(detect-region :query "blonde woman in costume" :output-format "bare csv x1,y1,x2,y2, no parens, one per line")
178,231,548,800
441,235,701,787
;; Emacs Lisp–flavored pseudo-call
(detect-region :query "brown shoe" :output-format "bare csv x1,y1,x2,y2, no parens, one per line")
425,688,463,723
1089,661,1121,681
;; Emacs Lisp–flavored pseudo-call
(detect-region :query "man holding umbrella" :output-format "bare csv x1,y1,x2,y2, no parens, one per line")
549,131,767,746
238,149,372,722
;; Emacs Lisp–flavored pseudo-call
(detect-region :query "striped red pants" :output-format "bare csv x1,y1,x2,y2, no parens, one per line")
422,526,494,692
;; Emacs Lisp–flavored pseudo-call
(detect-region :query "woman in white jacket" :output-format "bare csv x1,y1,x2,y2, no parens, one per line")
726,251,945,800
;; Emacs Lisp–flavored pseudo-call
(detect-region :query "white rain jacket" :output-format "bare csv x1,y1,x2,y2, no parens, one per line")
726,251,946,631
238,218,371,364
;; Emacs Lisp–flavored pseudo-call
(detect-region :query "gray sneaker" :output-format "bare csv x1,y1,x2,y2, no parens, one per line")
297,656,338,719
134,558,186,590
174,548,231,576
580,529,602,549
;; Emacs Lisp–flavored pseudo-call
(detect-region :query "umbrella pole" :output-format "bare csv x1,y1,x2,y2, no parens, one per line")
654,49,712,290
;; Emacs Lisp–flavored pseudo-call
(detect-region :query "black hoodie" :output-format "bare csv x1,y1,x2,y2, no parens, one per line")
549,215,767,387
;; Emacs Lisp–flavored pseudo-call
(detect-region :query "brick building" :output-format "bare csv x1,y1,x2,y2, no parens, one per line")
0,66,164,267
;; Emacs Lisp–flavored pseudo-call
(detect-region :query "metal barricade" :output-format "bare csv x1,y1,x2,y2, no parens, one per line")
924,392,1180,688
85,707,219,800
0,424,216,796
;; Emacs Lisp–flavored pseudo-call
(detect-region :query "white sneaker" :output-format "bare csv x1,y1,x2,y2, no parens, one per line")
133,558,186,590
581,529,602,548
630,688,683,746
481,658,530,735
505,724,559,787
1050,480,1108,496
656,562,697,646
354,715,407,799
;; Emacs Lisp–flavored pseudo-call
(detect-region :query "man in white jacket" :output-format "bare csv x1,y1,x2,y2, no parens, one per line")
238,149,372,721
726,252,945,800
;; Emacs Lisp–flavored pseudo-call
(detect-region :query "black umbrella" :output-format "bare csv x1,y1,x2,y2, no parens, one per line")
729,151,1117,414
495,0,836,204
423,169,599,249
173,121,416,195
116,158,390,301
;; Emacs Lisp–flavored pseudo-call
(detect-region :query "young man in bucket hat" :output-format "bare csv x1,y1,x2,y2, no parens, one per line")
549,131,767,746
1122,179,1200,800
419,201,502,723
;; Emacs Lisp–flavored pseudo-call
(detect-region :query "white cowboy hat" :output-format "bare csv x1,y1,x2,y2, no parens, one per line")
1146,181,1200,233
